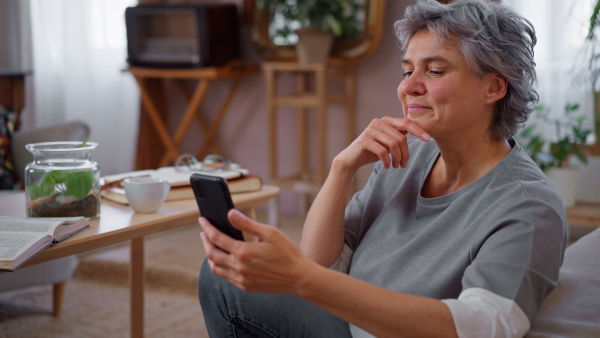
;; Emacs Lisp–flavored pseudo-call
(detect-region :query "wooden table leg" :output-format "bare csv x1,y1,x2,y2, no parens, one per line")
196,76,244,158
174,81,212,144
316,67,327,183
136,76,179,167
158,79,211,167
173,80,225,157
265,68,278,181
131,237,145,338
297,73,308,180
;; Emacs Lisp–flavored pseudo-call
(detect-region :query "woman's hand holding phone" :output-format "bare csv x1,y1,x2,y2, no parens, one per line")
199,209,315,295
191,173,244,241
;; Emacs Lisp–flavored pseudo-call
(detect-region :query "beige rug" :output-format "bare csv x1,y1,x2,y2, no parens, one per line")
0,278,207,338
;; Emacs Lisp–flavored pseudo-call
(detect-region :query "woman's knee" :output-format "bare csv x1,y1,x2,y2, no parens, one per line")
199,258,228,307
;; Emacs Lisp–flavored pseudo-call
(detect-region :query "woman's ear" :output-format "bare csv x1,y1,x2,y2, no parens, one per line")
485,73,508,104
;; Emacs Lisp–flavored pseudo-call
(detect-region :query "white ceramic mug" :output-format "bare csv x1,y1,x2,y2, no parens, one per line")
124,177,171,213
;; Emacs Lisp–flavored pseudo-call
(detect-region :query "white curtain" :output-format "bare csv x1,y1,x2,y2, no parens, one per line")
29,0,139,175
504,0,596,143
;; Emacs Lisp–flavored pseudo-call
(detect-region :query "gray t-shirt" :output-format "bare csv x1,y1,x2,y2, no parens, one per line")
344,139,567,335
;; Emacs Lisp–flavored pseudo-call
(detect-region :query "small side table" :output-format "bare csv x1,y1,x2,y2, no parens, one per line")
263,62,356,203
124,60,258,170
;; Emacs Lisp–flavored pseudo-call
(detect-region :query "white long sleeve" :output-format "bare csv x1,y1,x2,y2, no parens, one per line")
442,287,530,338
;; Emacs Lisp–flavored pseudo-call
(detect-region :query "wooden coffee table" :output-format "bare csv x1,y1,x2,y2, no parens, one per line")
0,186,279,337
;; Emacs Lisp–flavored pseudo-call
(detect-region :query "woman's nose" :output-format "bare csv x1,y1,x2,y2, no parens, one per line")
400,73,426,96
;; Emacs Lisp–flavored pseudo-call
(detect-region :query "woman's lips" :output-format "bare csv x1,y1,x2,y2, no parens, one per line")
406,104,430,114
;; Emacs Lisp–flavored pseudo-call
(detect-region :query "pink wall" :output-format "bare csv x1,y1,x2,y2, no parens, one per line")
169,0,412,213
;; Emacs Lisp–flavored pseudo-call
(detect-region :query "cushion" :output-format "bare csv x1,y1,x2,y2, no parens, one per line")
526,227,600,337
0,108,23,190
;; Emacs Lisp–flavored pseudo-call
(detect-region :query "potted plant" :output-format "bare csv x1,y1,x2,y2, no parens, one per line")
517,103,592,206
256,0,363,63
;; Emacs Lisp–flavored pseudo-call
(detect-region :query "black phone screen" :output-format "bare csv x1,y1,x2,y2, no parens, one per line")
190,173,245,241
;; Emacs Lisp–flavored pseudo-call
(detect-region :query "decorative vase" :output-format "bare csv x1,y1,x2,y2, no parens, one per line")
295,26,334,64
545,166,580,207
24,141,101,219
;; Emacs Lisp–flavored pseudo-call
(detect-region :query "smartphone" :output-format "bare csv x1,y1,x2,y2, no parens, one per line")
190,173,245,241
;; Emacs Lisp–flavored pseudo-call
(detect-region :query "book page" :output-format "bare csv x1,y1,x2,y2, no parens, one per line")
53,222,88,243
0,232,48,260
0,216,67,235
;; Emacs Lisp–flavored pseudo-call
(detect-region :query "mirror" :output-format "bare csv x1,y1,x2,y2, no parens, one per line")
251,0,387,65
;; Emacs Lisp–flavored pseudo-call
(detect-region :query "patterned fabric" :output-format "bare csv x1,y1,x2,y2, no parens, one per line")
0,109,24,189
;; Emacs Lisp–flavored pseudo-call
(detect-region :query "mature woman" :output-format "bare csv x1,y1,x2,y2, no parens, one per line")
198,0,567,337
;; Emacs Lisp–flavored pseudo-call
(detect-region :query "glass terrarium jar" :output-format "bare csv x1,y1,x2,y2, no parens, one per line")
24,141,101,219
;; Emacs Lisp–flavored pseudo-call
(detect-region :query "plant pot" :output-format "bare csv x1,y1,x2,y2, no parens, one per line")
545,167,581,207
295,27,334,64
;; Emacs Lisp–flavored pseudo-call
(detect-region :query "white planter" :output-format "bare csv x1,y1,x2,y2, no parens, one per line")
545,167,581,207
295,27,333,64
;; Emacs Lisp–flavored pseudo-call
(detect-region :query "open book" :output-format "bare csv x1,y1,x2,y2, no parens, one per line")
0,216,89,271
100,167,262,205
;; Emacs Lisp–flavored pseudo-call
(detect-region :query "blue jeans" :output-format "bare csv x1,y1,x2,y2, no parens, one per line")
199,259,352,338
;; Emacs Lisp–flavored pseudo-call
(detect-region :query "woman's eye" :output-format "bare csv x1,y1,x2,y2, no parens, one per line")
403,71,413,78
429,70,444,75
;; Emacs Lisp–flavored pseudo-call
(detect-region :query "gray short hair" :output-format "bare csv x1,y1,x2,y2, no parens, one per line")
394,0,538,141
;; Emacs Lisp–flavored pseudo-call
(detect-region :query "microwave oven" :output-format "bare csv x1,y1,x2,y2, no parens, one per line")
124,4,240,68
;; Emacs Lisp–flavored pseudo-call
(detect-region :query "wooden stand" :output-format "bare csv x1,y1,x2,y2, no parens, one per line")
263,62,356,210
124,60,258,170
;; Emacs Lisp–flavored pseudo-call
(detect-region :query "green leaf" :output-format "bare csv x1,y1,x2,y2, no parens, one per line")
29,175,56,200
66,171,94,199
588,0,600,40
75,139,89,148
565,103,580,111
49,170,71,184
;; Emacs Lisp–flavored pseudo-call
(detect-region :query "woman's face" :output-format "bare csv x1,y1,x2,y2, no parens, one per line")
398,29,499,141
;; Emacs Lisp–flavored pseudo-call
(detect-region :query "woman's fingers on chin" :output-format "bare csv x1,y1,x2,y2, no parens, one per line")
383,117,430,141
